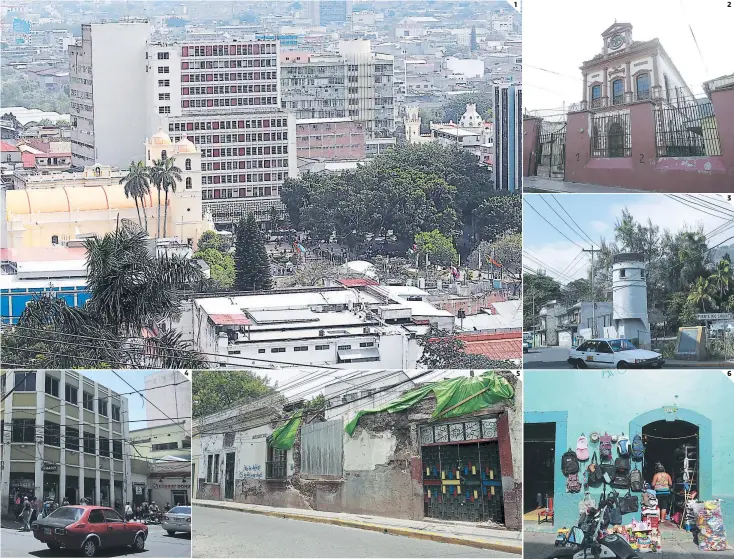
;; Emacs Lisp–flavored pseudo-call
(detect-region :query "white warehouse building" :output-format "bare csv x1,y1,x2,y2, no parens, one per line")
175,281,454,369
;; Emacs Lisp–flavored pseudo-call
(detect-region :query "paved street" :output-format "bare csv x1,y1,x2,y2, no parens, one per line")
0,525,191,558
192,507,520,558
524,529,734,558
523,177,646,193
523,347,729,369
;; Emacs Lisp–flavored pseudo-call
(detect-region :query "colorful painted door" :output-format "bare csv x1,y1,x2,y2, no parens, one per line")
420,419,504,523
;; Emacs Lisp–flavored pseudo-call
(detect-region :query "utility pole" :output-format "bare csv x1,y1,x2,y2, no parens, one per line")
582,248,602,337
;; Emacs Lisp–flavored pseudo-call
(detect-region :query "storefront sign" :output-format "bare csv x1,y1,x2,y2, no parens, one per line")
134,486,144,495
41,463,58,472
696,313,733,320
153,484,189,489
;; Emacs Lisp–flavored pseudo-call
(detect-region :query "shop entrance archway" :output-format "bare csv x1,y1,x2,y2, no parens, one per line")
630,408,712,520
641,420,699,524
524,422,556,514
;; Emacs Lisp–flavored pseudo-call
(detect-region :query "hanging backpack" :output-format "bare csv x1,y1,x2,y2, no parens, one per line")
629,467,644,492
611,471,630,489
566,473,582,493
562,448,580,475
605,502,623,526
586,452,604,487
617,434,630,457
614,454,631,474
619,490,640,515
576,435,590,462
599,432,613,462
631,434,644,462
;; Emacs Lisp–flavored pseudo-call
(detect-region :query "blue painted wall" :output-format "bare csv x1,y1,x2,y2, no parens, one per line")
1,285,90,324
525,370,734,534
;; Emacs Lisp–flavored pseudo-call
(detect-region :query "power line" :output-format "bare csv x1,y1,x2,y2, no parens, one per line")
524,198,585,250
1,372,29,403
550,195,598,246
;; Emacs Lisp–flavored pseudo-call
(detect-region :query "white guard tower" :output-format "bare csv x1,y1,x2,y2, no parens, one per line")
611,252,651,349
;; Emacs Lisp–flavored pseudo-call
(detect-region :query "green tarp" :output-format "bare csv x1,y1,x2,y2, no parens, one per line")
344,371,514,436
268,410,303,450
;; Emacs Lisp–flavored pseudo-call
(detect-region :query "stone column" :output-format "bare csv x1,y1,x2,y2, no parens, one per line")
582,73,588,102
1,377,14,506
626,61,632,97
94,381,101,506
602,68,609,106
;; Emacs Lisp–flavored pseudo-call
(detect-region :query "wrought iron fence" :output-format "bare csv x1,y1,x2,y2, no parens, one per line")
590,113,631,158
654,101,721,157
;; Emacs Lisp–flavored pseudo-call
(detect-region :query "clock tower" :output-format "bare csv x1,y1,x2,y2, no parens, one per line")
601,22,633,57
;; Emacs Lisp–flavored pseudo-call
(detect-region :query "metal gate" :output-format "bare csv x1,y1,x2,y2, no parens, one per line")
535,122,567,178
224,452,235,500
420,418,504,523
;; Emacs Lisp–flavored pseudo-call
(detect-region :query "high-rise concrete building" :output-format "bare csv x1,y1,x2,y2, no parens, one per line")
493,83,522,192
281,41,395,156
308,0,352,26
69,23,298,225
69,21,150,169
143,371,191,433
1,371,132,507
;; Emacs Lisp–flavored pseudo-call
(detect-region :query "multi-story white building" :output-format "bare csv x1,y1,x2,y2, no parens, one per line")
143,371,192,434
175,283,454,369
68,21,150,169
69,23,298,225
1,371,132,508
493,83,522,192
281,40,396,155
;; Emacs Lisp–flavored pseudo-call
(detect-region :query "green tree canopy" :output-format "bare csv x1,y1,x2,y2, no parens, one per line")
234,213,272,292
193,370,274,418
197,230,232,253
193,248,235,289
415,230,458,267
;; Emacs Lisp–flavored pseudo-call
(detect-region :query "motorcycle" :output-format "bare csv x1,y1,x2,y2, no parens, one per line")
545,495,642,559
145,510,163,525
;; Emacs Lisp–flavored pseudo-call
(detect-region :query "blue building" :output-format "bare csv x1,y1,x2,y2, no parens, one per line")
0,279,91,324
525,370,734,537
493,83,522,192
255,33,300,48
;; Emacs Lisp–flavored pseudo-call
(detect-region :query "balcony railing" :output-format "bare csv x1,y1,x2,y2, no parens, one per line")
266,460,287,480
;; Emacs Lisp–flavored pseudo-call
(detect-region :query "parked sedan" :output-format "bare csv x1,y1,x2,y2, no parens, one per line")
162,506,192,536
32,505,147,557
568,338,665,369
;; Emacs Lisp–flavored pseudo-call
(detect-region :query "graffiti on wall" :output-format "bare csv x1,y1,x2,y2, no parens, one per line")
241,464,263,479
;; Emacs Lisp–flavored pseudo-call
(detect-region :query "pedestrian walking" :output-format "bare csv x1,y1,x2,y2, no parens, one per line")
125,502,133,522
19,497,32,531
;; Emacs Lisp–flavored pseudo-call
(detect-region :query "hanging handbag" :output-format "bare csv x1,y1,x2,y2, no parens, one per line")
619,489,639,515
611,471,631,489
601,463,616,480
587,452,604,487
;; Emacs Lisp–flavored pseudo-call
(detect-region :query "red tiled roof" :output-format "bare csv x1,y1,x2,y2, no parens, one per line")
0,247,88,262
433,294,507,316
19,139,51,153
337,278,379,287
208,313,251,326
22,152,36,168
457,332,522,361
0,141,18,152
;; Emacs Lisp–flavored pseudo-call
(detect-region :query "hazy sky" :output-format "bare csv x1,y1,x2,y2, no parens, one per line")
523,0,734,111
523,194,734,284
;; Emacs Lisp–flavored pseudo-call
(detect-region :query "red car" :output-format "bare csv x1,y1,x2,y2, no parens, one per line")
32,505,147,557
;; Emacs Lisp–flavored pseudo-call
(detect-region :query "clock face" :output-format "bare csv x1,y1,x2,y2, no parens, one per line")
609,34,624,50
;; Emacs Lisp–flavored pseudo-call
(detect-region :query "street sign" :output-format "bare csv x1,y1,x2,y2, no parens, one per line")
696,313,734,320
41,463,57,472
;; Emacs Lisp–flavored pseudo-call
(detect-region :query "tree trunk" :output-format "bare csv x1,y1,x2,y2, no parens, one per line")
140,197,148,233
156,187,162,239
134,197,142,229
163,189,169,238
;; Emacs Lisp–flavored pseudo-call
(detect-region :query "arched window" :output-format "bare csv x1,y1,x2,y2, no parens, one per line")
591,85,601,108
664,74,670,102
161,150,167,160
636,73,650,101
94,166,101,177
608,122,625,157
51,235,59,245
185,158,192,170
147,150,150,161
185,177,192,189
612,79,624,105
592,124,600,151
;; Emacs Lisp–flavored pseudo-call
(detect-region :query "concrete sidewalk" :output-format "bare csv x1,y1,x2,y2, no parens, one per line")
193,499,523,555
523,177,646,193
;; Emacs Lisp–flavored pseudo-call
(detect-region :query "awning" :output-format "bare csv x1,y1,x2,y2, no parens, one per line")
337,348,380,362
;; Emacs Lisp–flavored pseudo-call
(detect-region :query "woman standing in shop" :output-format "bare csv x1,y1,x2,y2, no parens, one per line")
652,462,674,524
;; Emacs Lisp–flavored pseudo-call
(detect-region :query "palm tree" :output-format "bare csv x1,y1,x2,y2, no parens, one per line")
119,160,151,232
687,276,715,312
711,258,732,304
149,157,182,238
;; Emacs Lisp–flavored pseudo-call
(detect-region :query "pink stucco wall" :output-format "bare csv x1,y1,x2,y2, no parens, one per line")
296,120,366,161
562,89,734,191
522,117,542,178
